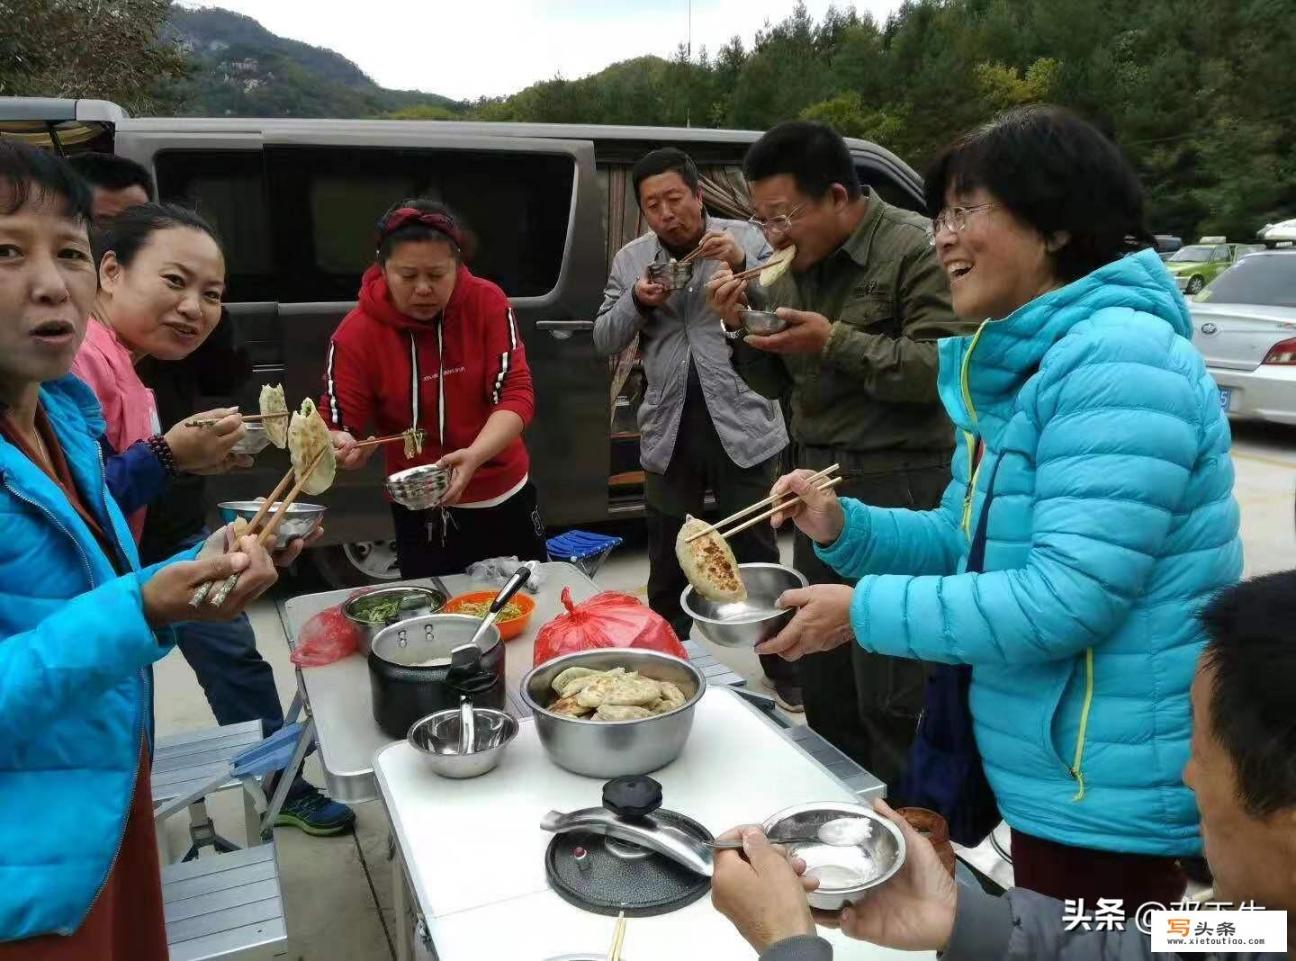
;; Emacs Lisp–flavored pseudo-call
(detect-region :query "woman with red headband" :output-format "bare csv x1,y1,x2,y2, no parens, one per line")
323,199,544,577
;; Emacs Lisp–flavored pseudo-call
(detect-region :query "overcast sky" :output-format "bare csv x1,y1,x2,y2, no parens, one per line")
177,0,903,102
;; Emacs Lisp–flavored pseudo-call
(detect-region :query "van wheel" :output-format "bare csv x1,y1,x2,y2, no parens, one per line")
1187,275,1205,295
309,541,402,588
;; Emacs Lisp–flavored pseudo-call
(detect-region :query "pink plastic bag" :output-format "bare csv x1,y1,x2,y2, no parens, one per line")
533,589,689,666
290,598,363,667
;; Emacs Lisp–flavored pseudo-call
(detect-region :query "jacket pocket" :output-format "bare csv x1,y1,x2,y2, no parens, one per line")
1038,658,1080,779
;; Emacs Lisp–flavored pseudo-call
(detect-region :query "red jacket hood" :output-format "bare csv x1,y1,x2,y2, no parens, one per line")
358,263,472,332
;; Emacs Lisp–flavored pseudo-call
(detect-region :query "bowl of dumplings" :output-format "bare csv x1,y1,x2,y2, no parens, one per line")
520,649,707,778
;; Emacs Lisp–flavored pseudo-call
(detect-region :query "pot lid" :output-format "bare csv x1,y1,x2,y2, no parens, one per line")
371,614,499,667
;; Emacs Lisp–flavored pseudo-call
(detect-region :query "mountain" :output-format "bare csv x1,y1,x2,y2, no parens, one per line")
166,6,462,118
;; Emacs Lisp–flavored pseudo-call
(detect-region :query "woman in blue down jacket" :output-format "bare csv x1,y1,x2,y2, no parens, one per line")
0,141,283,957
761,106,1241,906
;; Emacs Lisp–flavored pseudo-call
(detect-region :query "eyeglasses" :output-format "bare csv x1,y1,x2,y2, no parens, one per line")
931,203,999,241
748,203,806,237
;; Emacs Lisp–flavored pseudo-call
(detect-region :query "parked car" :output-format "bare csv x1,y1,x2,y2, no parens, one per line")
1258,218,1296,248
1190,250,1296,425
1155,233,1183,260
1,97,928,585
1167,238,1266,295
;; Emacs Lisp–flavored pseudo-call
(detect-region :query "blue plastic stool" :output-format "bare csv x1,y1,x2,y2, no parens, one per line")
546,530,623,578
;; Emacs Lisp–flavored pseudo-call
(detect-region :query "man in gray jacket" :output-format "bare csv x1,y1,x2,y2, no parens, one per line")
713,571,1296,960
595,148,797,704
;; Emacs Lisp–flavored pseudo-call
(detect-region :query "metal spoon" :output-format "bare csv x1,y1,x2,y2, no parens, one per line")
706,816,873,850
464,565,532,650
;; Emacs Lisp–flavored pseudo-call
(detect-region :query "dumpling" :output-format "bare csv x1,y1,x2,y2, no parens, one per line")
650,681,686,714
759,244,796,287
551,666,601,697
602,674,664,707
676,515,746,603
287,398,336,495
550,693,592,718
259,383,288,449
595,704,653,721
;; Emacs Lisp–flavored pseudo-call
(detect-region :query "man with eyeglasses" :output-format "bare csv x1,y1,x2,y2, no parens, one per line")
707,121,966,788
594,148,800,708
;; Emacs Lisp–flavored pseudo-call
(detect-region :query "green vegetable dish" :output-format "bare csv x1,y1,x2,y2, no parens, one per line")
347,590,443,625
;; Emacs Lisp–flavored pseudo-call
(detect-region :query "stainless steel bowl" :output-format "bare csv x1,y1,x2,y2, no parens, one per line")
229,422,272,456
386,464,451,511
740,308,790,335
342,585,448,656
521,649,706,778
407,706,518,779
646,260,694,290
216,500,326,550
681,563,807,648
762,802,906,910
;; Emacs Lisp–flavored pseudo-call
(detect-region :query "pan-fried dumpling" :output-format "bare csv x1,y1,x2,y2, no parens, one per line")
260,383,288,448
676,515,746,603
551,666,601,697
287,398,336,495
650,680,686,714
759,244,796,287
550,693,592,717
603,673,664,707
594,704,653,721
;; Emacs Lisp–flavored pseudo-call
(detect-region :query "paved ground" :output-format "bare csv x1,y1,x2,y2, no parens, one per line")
153,423,1295,960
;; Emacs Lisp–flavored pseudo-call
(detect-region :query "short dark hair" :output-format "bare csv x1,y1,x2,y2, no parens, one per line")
92,202,222,271
924,105,1153,284
375,198,475,265
0,139,93,223
632,148,700,204
743,121,862,201
1200,571,1296,817
67,151,156,201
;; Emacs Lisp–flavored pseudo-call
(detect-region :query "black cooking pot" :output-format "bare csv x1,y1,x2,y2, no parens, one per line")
368,614,505,739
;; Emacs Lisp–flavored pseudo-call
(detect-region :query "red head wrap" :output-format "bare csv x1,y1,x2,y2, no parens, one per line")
376,207,463,250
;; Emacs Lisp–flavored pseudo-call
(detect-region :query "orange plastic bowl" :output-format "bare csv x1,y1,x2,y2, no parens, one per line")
443,591,536,641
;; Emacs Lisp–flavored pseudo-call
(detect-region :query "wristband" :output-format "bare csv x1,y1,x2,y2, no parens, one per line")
146,434,181,477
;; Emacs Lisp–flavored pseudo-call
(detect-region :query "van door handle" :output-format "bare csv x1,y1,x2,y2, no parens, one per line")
536,319,595,340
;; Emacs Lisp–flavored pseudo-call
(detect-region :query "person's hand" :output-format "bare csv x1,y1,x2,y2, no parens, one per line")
437,448,483,506
694,230,746,269
634,272,671,309
769,469,846,544
332,430,377,470
142,534,278,626
705,265,749,329
164,407,246,472
200,521,323,569
712,826,819,952
745,308,833,355
757,584,855,661
825,801,959,952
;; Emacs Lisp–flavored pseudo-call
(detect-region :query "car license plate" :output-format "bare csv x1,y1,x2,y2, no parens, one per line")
1219,388,1232,411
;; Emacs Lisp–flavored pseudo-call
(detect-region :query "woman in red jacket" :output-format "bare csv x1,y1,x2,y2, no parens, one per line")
325,200,544,577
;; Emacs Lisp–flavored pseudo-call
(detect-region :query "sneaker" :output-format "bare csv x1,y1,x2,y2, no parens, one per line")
274,783,356,837
772,681,805,714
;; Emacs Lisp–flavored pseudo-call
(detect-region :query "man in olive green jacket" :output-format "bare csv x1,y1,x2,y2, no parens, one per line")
708,121,967,788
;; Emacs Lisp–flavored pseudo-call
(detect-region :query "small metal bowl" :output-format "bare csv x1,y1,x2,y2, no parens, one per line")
408,706,518,779
386,464,451,511
342,585,448,656
229,423,272,456
763,802,906,910
647,260,694,290
217,500,326,550
682,563,807,648
739,308,790,335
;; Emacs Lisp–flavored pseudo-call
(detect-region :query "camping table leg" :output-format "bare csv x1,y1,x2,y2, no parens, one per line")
260,716,317,836
393,842,413,961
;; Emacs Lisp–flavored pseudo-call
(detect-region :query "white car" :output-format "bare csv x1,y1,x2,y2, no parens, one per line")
1190,251,1296,425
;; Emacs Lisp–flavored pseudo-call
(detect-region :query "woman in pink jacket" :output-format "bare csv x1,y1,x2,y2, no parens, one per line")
72,204,247,538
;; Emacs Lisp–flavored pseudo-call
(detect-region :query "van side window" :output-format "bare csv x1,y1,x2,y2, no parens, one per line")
268,146,575,302
154,150,276,302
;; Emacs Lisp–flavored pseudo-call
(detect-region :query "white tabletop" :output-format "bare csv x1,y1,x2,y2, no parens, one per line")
374,687,935,961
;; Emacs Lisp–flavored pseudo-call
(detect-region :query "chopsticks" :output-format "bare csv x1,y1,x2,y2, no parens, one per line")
685,464,843,545
608,911,627,961
678,243,704,265
352,429,424,451
188,446,326,608
183,412,287,428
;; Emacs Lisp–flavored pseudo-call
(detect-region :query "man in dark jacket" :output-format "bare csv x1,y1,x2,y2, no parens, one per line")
713,571,1296,961
707,122,966,786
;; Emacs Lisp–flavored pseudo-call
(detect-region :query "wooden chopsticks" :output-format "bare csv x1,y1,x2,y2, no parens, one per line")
352,429,425,451
188,446,326,608
684,464,843,545
677,243,704,266
608,911,627,961
183,412,287,428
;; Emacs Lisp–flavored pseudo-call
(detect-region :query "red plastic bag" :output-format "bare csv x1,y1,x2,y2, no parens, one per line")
291,594,365,667
533,589,689,666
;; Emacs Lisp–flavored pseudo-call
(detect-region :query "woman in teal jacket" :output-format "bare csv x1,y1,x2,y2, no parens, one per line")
0,141,283,955
762,107,1241,905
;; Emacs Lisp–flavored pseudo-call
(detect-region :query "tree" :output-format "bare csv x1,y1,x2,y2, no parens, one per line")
0,0,188,113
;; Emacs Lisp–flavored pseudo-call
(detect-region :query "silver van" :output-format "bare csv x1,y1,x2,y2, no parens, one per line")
2,97,926,585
